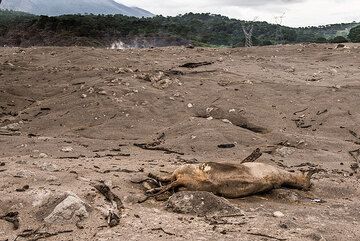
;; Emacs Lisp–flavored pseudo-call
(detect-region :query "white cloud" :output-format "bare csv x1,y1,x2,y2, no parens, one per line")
118,0,360,27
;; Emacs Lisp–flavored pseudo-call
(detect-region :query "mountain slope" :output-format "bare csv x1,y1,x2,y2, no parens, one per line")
0,0,154,17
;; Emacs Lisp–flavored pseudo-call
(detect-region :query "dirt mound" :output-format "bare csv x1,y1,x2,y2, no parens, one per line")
166,191,243,216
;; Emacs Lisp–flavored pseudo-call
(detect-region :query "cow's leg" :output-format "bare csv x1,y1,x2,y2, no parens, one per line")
148,172,175,183
145,180,183,197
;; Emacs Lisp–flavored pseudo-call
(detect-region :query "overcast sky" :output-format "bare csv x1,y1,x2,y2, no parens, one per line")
118,0,360,27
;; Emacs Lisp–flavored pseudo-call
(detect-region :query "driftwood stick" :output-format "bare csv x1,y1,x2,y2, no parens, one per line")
241,148,262,163
247,232,287,241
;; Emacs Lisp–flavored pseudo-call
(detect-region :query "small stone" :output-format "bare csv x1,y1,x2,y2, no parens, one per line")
275,147,295,157
61,146,74,152
81,94,87,98
123,194,148,204
187,103,193,108
222,119,232,124
39,163,60,172
98,90,107,95
273,211,285,218
39,153,48,158
2,123,20,131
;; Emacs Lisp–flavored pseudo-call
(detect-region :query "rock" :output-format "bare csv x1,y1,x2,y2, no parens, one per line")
308,233,327,241
98,90,107,95
39,163,60,172
123,194,148,204
38,153,48,158
222,119,232,124
273,211,285,218
275,147,295,157
1,123,20,131
61,146,74,152
13,170,34,178
279,220,298,229
166,191,243,217
187,103,193,108
44,192,90,224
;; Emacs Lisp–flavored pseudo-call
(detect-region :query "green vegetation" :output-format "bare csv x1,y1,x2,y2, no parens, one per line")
330,36,348,43
0,10,359,47
348,25,360,42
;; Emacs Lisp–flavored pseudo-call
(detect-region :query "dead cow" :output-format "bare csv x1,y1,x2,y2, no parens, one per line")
147,162,316,198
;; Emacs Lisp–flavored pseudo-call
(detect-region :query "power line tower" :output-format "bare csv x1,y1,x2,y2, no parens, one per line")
274,13,286,44
242,17,258,48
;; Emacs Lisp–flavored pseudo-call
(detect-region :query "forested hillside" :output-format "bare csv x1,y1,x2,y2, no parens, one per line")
0,10,359,47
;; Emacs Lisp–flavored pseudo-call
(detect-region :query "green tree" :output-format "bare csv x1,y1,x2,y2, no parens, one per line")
348,25,360,42
330,36,348,43
314,37,328,43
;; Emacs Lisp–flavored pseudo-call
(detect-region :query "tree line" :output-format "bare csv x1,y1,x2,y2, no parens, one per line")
0,10,359,47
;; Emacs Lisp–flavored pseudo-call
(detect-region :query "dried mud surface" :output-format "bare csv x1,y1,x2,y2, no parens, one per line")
1,44,360,241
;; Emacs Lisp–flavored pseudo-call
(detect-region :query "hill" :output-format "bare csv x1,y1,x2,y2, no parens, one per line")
0,0,153,17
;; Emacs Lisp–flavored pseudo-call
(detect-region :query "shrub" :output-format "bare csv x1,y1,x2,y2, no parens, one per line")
330,36,348,43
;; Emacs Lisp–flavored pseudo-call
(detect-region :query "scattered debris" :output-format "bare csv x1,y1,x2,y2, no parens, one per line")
275,147,296,157
94,153,131,158
350,163,359,173
247,232,287,241
241,148,262,163
16,185,30,192
316,109,328,115
293,107,308,115
336,44,345,49
94,182,124,227
150,227,175,236
15,228,73,241
0,130,21,136
61,146,74,152
349,149,360,162
103,168,143,174
293,118,312,129
136,71,173,89
180,61,213,68
134,143,184,155
306,76,322,82
1,211,20,230
217,144,235,149
177,158,199,165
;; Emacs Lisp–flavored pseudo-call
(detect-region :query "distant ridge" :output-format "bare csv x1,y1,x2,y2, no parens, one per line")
0,0,154,17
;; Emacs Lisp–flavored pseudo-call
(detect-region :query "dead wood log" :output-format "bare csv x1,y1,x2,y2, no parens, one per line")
240,148,262,163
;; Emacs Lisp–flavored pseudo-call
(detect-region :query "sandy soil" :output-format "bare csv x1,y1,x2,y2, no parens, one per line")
0,43,360,241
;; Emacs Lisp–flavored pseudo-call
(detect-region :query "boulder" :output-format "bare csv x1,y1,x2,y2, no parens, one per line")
43,192,90,224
